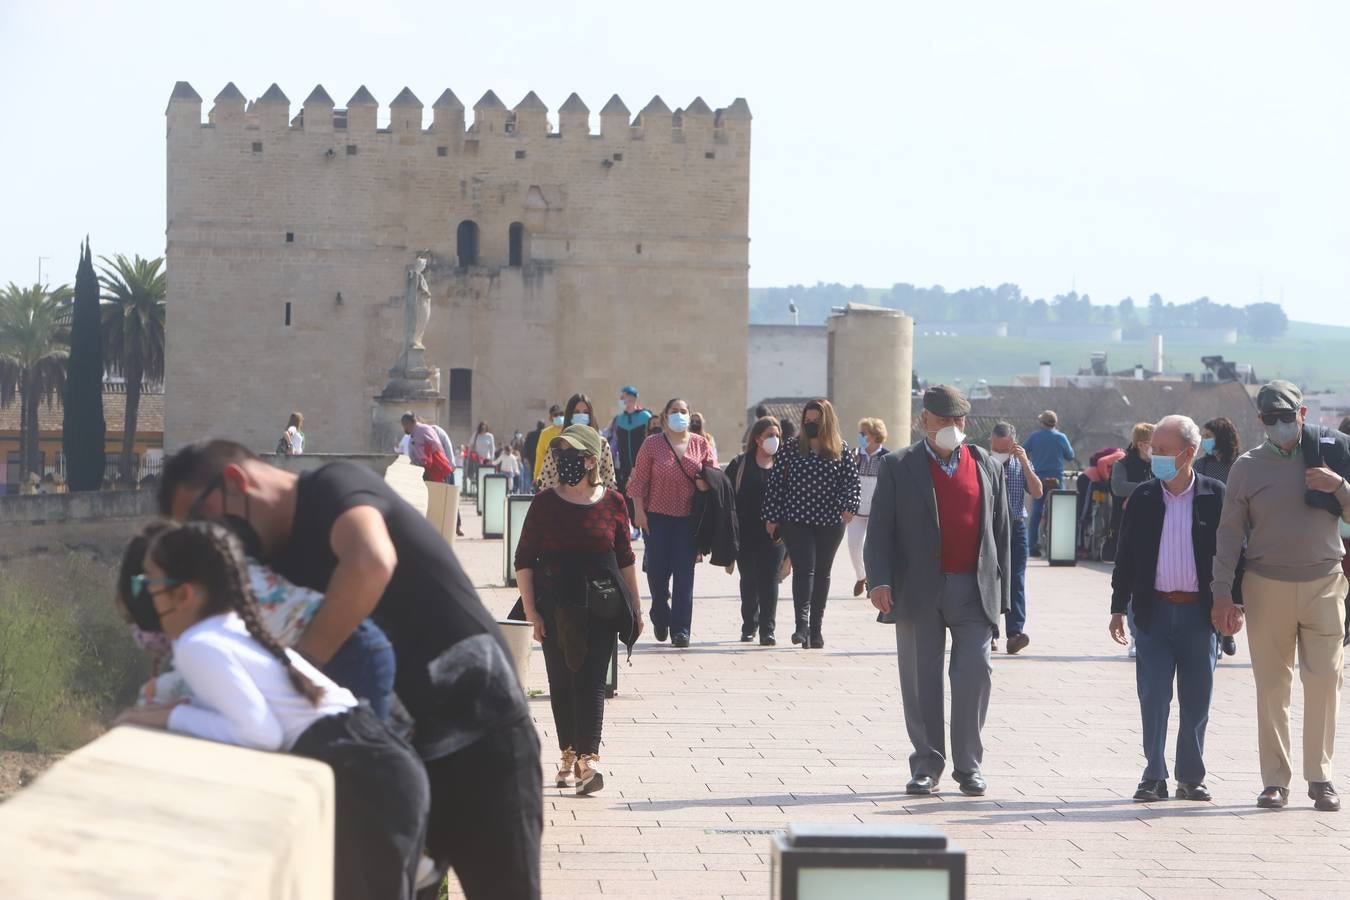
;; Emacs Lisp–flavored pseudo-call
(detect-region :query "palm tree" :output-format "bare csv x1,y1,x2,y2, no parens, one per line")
99,254,166,485
0,284,72,483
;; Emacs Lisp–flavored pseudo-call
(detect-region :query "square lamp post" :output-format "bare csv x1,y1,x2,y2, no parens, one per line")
1046,489,1078,567
475,464,495,515
772,823,965,900
503,494,534,586
482,474,510,539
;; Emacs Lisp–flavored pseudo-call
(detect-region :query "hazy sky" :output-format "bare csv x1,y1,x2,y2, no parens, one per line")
2,1,1347,324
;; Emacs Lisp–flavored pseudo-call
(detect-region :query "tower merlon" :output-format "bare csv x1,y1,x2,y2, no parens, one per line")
558,92,590,137
432,89,465,136
513,91,549,136
390,87,424,132
346,85,378,133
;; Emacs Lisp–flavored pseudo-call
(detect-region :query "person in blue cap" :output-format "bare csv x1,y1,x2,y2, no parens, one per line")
610,385,653,536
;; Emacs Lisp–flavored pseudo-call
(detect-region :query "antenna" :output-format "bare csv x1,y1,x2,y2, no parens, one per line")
788,298,798,326
37,256,51,286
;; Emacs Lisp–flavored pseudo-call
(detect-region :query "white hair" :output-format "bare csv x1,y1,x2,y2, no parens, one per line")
1155,415,1202,450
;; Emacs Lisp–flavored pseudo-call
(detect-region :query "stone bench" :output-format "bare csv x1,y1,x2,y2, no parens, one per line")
0,726,334,899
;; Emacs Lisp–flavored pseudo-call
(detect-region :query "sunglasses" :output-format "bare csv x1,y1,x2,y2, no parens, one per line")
130,573,181,600
187,474,224,519
1260,411,1298,426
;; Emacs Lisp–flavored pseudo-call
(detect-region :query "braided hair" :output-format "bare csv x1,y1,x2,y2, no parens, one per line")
149,521,326,705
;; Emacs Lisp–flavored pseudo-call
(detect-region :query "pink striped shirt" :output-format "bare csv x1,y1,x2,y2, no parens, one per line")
1154,473,1199,592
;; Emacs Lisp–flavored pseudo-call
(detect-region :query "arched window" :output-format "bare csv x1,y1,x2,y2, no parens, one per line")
508,222,526,267
456,220,479,268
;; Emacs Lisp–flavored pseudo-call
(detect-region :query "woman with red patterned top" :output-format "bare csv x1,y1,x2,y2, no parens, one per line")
627,398,718,648
515,425,642,797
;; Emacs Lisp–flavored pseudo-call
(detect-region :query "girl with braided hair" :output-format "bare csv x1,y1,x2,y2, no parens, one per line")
113,521,429,900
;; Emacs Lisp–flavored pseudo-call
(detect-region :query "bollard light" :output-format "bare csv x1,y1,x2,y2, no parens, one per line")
482,474,510,539
504,494,534,586
1046,489,1078,567
475,464,494,515
772,823,965,900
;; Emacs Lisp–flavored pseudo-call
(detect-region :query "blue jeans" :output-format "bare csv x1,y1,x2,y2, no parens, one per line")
323,619,397,722
646,512,696,637
1005,520,1029,636
1134,599,1218,783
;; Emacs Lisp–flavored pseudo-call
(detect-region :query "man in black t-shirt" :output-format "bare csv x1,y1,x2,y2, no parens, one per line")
159,440,541,900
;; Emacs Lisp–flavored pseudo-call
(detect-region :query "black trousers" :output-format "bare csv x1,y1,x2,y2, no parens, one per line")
291,706,430,900
739,539,785,637
424,716,542,900
541,613,613,755
781,521,846,631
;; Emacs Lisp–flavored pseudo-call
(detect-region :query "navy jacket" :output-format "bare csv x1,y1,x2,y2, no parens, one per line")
1110,472,1226,634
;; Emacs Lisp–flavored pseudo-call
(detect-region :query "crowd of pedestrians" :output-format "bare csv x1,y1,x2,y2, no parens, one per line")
104,375,1350,900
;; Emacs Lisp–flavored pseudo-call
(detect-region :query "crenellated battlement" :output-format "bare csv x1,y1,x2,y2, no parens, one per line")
167,81,751,144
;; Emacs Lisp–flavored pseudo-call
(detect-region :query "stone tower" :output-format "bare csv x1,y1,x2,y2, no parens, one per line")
163,83,751,453
827,304,914,448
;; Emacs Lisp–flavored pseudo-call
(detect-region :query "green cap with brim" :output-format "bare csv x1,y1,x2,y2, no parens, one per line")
923,384,971,417
555,424,606,457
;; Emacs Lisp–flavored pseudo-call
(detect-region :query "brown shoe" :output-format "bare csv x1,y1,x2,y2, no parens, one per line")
576,754,605,796
1006,633,1030,655
555,747,577,788
853,579,866,597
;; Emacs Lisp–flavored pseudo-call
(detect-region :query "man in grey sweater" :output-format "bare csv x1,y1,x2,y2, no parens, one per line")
1211,380,1350,812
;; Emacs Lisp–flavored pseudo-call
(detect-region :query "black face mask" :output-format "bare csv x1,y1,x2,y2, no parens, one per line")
803,421,821,439
125,582,165,633
554,449,589,486
217,514,263,559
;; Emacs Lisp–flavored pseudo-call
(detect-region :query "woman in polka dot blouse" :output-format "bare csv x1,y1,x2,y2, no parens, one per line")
762,399,861,648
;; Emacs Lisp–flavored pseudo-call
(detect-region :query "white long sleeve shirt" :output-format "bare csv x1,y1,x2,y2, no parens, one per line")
166,613,356,752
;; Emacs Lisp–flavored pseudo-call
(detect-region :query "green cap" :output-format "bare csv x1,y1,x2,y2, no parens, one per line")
555,424,606,457
1256,379,1303,414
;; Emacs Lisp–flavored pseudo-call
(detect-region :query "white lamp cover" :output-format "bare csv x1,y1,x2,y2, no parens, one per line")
1047,490,1078,565
482,474,509,538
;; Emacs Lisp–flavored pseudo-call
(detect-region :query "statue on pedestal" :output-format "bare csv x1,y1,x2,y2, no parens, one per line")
383,254,441,399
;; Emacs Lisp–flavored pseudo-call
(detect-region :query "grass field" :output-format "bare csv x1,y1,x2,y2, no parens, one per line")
911,330,1350,391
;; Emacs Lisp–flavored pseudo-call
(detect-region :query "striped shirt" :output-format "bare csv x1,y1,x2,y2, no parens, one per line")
1154,473,1199,592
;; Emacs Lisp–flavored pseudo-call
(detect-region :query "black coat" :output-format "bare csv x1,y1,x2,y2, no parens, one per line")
1301,424,1350,517
691,464,739,567
1110,472,1226,634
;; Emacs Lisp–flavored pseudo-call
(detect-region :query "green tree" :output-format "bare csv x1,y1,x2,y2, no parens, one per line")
62,240,107,491
99,254,166,486
1245,302,1289,340
0,284,72,483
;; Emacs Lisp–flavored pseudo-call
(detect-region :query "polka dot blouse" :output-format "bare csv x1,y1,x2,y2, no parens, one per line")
761,437,862,526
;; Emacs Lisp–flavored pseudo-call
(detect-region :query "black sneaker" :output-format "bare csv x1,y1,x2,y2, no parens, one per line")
1221,636,1237,656
671,633,690,649
653,624,669,643
740,632,755,642
1133,779,1169,802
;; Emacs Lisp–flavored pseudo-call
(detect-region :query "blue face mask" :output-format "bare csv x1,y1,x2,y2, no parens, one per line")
572,412,591,427
1150,454,1179,481
667,412,690,433
1200,437,1216,456
552,416,565,427
857,433,868,450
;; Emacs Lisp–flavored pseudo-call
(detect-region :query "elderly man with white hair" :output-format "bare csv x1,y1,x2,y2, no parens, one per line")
1109,415,1227,802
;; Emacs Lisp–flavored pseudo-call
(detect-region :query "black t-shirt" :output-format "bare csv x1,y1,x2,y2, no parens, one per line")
269,462,527,759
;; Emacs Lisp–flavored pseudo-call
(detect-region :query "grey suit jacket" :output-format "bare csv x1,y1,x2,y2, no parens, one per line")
864,439,1011,626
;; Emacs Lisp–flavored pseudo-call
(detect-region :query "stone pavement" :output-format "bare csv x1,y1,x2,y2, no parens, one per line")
449,504,1350,900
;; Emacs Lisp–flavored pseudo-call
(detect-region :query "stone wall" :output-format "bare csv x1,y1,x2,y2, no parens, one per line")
0,727,333,899
746,324,828,408
165,84,751,456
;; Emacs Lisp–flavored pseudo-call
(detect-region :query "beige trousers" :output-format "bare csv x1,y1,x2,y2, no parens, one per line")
1243,569,1347,787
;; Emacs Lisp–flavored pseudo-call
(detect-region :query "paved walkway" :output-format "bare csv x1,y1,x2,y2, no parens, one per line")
450,504,1350,899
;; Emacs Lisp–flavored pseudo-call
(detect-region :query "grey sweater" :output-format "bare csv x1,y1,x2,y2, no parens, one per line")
1212,442,1350,597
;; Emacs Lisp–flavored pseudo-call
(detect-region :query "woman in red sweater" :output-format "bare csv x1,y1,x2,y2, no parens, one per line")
515,425,643,796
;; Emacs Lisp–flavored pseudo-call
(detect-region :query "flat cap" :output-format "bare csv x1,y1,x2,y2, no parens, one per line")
1257,379,1303,414
923,384,971,417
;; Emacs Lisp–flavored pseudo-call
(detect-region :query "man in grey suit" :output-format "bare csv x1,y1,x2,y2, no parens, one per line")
866,385,1011,796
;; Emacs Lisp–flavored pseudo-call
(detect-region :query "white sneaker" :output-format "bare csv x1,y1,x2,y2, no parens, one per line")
1127,640,1137,659
415,855,443,892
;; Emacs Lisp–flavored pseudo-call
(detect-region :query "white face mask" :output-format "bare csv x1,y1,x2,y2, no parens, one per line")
934,425,965,453
761,436,781,455
990,451,1011,466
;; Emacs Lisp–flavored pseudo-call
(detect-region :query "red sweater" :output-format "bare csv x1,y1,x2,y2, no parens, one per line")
928,450,982,574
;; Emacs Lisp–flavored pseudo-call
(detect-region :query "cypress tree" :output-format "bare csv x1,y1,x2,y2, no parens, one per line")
62,238,106,490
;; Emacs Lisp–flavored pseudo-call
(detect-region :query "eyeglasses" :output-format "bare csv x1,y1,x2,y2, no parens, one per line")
186,475,223,519
1260,411,1298,426
130,574,181,600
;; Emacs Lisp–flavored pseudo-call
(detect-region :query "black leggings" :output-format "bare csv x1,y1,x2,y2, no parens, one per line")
540,613,614,755
291,706,430,900
780,521,846,628
739,539,785,636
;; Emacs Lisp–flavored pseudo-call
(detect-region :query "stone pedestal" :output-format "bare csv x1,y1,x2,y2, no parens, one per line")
372,394,445,454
